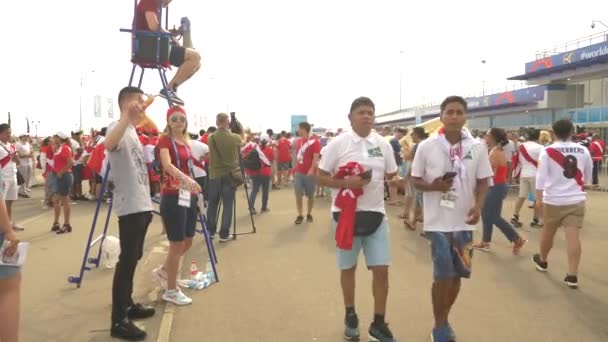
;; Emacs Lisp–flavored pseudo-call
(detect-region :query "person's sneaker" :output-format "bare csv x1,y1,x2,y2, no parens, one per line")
110,318,146,341
159,88,185,106
12,224,24,231
472,242,490,252
510,215,523,228
431,325,451,342
343,312,360,340
532,254,548,272
512,238,527,254
219,235,234,243
368,321,396,342
152,266,168,289
261,208,270,213
127,303,155,320
249,208,257,215
564,274,579,288
162,289,192,306
530,219,544,228
447,322,457,342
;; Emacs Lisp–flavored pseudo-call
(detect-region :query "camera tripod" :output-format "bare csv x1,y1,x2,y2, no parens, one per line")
212,152,257,239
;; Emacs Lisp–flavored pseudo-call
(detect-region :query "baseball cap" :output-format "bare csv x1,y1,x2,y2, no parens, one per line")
55,131,70,140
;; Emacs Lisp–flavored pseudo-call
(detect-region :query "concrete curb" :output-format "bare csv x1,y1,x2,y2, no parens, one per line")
155,258,183,342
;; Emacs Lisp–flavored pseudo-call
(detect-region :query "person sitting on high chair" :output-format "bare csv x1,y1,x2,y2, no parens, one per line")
135,0,201,105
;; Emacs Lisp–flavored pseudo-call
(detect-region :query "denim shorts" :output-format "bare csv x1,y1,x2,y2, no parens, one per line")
160,194,198,242
426,231,473,280
53,172,74,197
333,219,391,270
294,173,316,198
0,233,20,280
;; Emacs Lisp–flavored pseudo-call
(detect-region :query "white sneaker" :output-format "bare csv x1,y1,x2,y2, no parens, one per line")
152,266,168,289
162,289,192,306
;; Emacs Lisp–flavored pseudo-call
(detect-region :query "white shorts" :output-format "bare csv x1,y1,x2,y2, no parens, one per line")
519,177,536,198
2,177,18,201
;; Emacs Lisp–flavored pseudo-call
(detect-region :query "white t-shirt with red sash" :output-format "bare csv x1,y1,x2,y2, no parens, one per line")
536,141,593,206
518,141,543,178
0,142,17,178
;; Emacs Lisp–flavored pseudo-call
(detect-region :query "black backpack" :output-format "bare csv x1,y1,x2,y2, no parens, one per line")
243,148,262,170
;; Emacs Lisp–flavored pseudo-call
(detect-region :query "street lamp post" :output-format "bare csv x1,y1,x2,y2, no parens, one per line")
591,20,608,30
399,50,404,110
481,59,487,97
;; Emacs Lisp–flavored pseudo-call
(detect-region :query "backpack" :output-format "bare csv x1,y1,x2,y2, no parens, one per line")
243,148,261,170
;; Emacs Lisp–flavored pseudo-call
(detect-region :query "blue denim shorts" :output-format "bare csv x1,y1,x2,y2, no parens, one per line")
333,219,391,270
160,194,198,242
294,173,316,198
53,172,74,196
426,231,473,280
0,233,20,280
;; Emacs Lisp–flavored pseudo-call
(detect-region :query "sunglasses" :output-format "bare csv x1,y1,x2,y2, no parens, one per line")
170,115,187,123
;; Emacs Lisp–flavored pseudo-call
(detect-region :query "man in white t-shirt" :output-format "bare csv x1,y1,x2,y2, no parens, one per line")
511,129,544,228
318,97,398,342
411,96,493,342
15,133,35,197
532,119,593,289
0,124,23,231
190,134,209,201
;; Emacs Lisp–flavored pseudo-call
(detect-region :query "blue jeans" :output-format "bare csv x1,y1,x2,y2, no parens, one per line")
481,183,519,243
207,176,236,239
249,174,270,210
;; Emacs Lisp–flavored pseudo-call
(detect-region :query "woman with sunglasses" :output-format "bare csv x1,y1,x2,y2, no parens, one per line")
153,106,201,306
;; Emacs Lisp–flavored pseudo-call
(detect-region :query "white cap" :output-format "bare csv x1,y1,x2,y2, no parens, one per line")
55,131,70,140
18,132,29,137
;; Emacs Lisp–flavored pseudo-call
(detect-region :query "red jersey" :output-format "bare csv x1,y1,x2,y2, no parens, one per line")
589,140,605,161
242,144,273,177
134,0,158,31
157,135,195,195
276,138,291,163
53,144,73,173
295,137,320,174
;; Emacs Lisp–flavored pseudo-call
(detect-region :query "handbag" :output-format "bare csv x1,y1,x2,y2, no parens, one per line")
332,211,384,237
211,136,244,188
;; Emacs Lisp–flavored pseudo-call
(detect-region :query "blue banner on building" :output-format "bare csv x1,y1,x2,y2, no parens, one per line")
467,86,547,110
290,115,308,135
523,41,608,74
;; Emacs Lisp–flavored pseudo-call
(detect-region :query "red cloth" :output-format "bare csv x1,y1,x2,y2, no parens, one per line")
333,162,365,250
134,0,158,31
167,106,186,119
589,140,605,161
156,135,194,195
87,144,106,174
53,144,73,173
242,144,273,177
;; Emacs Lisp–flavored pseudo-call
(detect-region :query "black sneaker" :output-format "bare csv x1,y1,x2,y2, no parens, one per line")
564,274,578,289
344,312,360,340
368,321,396,342
127,303,155,320
530,219,543,228
532,254,548,272
510,215,523,228
159,88,185,106
110,318,146,341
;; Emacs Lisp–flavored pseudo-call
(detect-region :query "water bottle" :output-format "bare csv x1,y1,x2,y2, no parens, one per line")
190,261,198,280
205,261,215,282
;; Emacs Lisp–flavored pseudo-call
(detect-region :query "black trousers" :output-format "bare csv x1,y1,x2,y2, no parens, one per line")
593,160,601,185
111,211,153,324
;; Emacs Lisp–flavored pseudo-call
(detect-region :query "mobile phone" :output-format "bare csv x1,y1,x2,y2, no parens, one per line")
443,171,457,180
360,169,373,180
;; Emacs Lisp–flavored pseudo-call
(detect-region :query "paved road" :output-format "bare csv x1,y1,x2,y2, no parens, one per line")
15,183,608,342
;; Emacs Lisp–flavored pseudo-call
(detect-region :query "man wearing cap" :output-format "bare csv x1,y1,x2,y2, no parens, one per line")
104,86,156,341
15,133,35,198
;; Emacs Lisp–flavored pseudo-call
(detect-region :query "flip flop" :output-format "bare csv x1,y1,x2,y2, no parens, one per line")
295,215,304,224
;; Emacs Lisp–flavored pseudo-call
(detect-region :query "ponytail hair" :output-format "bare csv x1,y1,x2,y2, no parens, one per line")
488,128,509,147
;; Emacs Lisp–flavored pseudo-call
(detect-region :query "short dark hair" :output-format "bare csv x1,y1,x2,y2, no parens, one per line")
266,129,274,136
0,124,10,134
440,96,468,112
412,127,428,139
199,129,206,136
100,127,107,137
527,128,540,141
552,119,574,140
117,86,144,110
207,126,217,133
488,128,509,147
280,130,287,137
298,122,311,133
349,96,375,114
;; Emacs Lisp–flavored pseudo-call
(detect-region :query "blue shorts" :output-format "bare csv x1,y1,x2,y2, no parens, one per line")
399,162,409,178
0,233,20,280
426,231,473,279
333,219,391,270
53,172,74,197
294,173,316,198
160,194,198,242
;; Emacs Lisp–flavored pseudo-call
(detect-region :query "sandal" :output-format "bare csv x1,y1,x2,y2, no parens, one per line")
306,214,313,223
51,222,60,232
294,215,304,224
56,224,73,234
403,220,416,231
